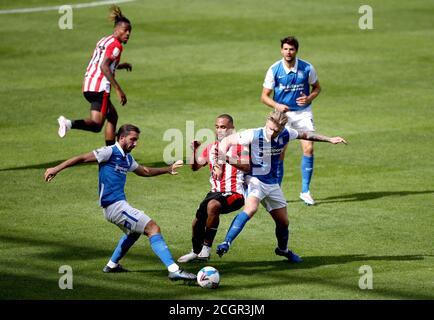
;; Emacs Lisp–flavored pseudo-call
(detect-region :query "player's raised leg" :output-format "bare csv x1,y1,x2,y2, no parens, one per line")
58,91,112,139
57,116,72,138
105,102,118,146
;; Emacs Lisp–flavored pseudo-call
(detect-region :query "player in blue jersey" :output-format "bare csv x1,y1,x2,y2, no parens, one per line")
44,124,196,281
214,111,346,261
261,36,322,205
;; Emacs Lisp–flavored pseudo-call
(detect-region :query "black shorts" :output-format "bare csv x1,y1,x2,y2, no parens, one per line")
195,191,245,220
83,91,115,117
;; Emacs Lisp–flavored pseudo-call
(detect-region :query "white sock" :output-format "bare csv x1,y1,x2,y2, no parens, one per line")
168,263,179,273
66,119,72,130
107,260,118,268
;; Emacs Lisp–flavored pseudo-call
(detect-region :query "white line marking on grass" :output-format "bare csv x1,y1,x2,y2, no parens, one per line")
0,0,136,15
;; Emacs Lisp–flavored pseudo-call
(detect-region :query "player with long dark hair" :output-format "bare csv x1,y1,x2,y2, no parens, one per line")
58,5,133,146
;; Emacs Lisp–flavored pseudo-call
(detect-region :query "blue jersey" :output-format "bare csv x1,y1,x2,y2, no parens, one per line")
93,143,139,207
239,127,298,184
263,58,318,112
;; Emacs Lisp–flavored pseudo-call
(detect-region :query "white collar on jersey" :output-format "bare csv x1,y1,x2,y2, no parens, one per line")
115,142,126,157
281,57,298,74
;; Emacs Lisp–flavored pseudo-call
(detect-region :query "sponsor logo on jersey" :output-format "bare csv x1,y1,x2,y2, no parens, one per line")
112,47,120,57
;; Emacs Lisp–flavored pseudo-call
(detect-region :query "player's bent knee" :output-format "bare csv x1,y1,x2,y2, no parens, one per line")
90,122,103,133
244,208,257,217
207,200,222,215
143,220,161,237
279,220,289,228
302,144,314,155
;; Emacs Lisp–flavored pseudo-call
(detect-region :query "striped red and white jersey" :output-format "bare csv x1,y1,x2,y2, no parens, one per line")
82,35,123,93
202,142,247,194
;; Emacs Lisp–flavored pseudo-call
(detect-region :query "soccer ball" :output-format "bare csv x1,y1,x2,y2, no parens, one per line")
197,266,220,289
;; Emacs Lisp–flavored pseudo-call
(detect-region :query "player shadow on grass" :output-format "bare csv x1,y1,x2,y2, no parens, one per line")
0,160,88,171
287,190,434,205
0,159,166,171
213,255,433,299
215,253,426,275
0,233,144,262
2,232,431,299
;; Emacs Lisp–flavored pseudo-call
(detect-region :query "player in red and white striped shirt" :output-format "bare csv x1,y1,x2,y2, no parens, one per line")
177,114,250,263
57,6,133,146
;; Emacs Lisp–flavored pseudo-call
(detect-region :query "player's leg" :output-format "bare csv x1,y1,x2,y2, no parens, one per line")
203,192,244,251
103,200,143,273
177,217,205,263
72,110,104,132
216,195,259,257
103,200,195,280
264,184,302,262
195,199,222,260
144,220,196,281
177,193,211,262
58,92,106,138
299,139,315,204
104,232,140,273
203,200,222,246
104,101,118,146
269,207,302,263
270,206,289,251
296,109,316,205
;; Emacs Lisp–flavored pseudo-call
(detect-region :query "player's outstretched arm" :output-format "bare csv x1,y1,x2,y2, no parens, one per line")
44,152,97,182
296,131,347,144
134,160,183,177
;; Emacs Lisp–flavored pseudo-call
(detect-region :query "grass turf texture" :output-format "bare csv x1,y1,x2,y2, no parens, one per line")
0,0,433,300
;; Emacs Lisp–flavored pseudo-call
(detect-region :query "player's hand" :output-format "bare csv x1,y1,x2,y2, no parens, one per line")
191,140,201,151
44,168,58,182
296,92,310,106
212,163,223,181
169,160,184,175
118,63,132,72
275,103,289,113
329,137,347,144
116,87,127,106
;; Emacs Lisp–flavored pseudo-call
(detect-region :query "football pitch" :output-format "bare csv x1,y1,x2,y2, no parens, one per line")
0,0,433,300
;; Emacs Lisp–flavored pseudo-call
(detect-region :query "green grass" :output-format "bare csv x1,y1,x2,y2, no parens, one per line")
0,0,433,300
